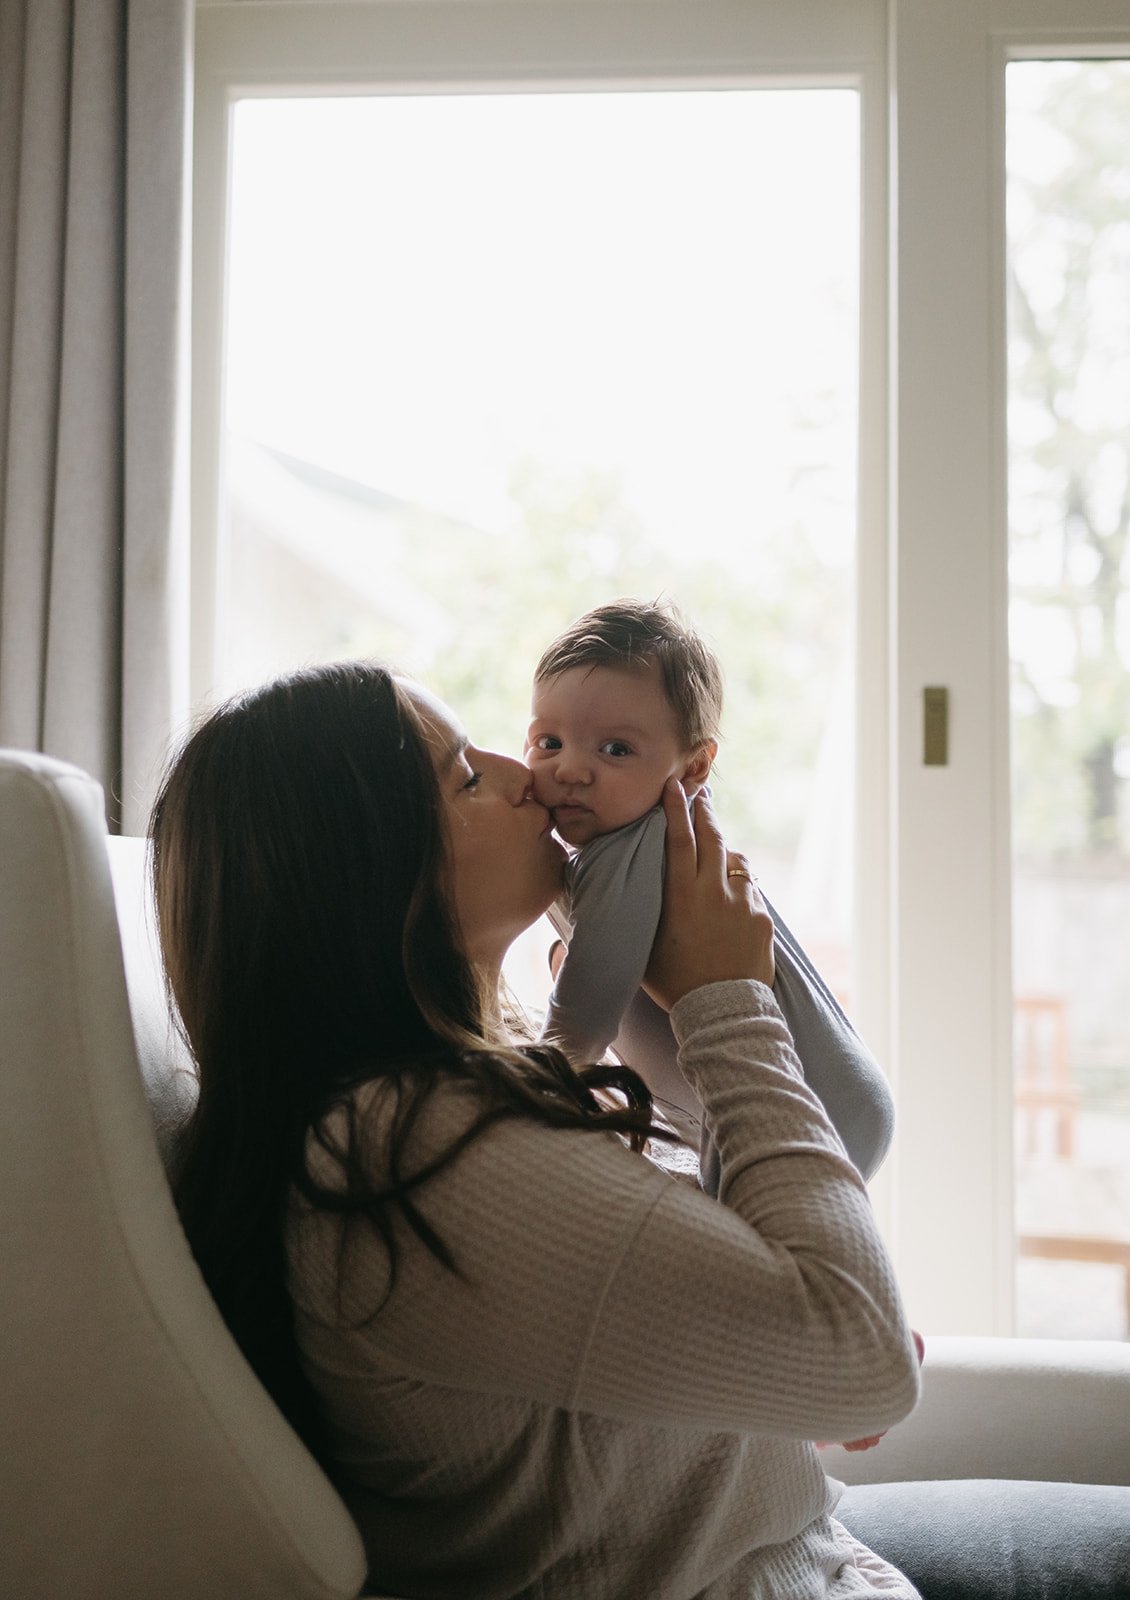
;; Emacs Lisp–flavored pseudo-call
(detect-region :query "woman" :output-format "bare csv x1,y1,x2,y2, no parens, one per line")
151,660,922,1599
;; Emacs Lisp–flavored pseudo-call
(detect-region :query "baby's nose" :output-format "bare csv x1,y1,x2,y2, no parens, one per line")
553,748,592,785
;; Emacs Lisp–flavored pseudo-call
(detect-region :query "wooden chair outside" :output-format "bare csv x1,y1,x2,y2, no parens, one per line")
1014,992,1080,1160
1014,992,1130,1337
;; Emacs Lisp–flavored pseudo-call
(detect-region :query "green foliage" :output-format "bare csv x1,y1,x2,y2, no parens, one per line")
1008,61,1130,858
337,454,850,856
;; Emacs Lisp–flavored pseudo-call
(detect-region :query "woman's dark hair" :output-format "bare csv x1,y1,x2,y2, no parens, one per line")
150,660,663,1445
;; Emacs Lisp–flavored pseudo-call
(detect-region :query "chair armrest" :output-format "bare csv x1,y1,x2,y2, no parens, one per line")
825,1336,1130,1487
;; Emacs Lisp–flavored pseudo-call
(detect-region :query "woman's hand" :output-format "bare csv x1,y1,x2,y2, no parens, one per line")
643,780,775,1012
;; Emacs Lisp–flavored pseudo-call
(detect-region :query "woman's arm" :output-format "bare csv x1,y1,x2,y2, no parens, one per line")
315,788,919,1444
318,980,919,1444
578,977,920,1440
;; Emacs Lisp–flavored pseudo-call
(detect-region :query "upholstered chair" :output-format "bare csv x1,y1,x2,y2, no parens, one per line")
0,750,368,1600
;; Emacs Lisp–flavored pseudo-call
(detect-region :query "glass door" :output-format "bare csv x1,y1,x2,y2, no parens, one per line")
1007,58,1130,1338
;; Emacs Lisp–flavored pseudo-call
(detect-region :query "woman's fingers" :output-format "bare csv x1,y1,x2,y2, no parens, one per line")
645,781,775,1010
661,784,748,892
726,851,757,890
690,784,727,881
660,776,695,877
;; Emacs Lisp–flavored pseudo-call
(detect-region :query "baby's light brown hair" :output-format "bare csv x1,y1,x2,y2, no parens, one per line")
534,598,724,751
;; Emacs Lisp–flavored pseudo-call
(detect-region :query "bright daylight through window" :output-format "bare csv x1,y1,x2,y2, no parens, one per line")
220,89,861,1008
1008,59,1130,1340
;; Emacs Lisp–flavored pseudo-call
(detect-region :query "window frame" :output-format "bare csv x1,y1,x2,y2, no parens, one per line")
884,0,1130,1337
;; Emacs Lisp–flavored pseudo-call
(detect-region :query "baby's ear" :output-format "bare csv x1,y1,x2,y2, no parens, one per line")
681,741,717,792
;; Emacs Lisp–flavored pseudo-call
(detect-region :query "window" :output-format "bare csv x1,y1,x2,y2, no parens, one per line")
194,0,1130,1338
220,86,862,1006
1007,59,1130,1338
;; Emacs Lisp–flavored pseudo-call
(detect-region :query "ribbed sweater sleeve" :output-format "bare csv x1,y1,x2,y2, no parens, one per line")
304,981,920,1449
572,980,919,1438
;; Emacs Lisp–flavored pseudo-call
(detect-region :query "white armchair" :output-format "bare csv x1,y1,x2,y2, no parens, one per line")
825,1333,1130,1488
0,751,366,1600
1,747,1126,1598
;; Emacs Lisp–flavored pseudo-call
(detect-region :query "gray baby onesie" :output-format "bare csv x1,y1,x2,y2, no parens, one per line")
540,805,894,1192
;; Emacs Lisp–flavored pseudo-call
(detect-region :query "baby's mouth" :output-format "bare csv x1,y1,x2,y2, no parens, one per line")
551,802,595,833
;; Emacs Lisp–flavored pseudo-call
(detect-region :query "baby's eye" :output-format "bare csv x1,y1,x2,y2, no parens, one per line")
600,740,633,758
533,735,562,752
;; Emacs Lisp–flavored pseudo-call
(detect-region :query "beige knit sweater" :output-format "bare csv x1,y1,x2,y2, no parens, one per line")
287,980,922,1599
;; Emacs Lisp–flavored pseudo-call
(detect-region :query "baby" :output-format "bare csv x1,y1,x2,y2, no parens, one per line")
524,597,895,1195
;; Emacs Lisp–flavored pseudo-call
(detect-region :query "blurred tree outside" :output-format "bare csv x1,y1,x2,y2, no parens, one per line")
222,87,862,938
315,450,853,868
1008,62,1130,1342
1008,61,1130,862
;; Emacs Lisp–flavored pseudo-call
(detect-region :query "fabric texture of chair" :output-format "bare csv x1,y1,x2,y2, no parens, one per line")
106,832,196,1169
825,1333,1130,1489
0,749,367,1600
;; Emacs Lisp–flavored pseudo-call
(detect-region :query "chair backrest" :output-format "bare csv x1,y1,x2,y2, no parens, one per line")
0,750,367,1600
104,829,196,1171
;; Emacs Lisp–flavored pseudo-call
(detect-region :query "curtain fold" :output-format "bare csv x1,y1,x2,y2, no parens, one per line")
0,0,191,834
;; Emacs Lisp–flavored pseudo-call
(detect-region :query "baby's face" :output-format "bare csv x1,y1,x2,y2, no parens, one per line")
525,662,705,848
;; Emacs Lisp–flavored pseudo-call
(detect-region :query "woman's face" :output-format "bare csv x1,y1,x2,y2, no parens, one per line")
401,682,567,972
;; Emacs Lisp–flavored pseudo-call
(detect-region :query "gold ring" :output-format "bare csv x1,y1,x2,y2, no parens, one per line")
728,868,754,882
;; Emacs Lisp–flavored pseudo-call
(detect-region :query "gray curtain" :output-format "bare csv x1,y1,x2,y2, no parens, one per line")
0,0,191,834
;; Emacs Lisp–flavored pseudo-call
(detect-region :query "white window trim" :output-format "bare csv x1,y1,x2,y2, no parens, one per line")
191,0,1130,1336
886,0,1130,1337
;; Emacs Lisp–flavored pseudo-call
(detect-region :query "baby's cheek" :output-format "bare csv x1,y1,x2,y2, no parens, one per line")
526,760,551,802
